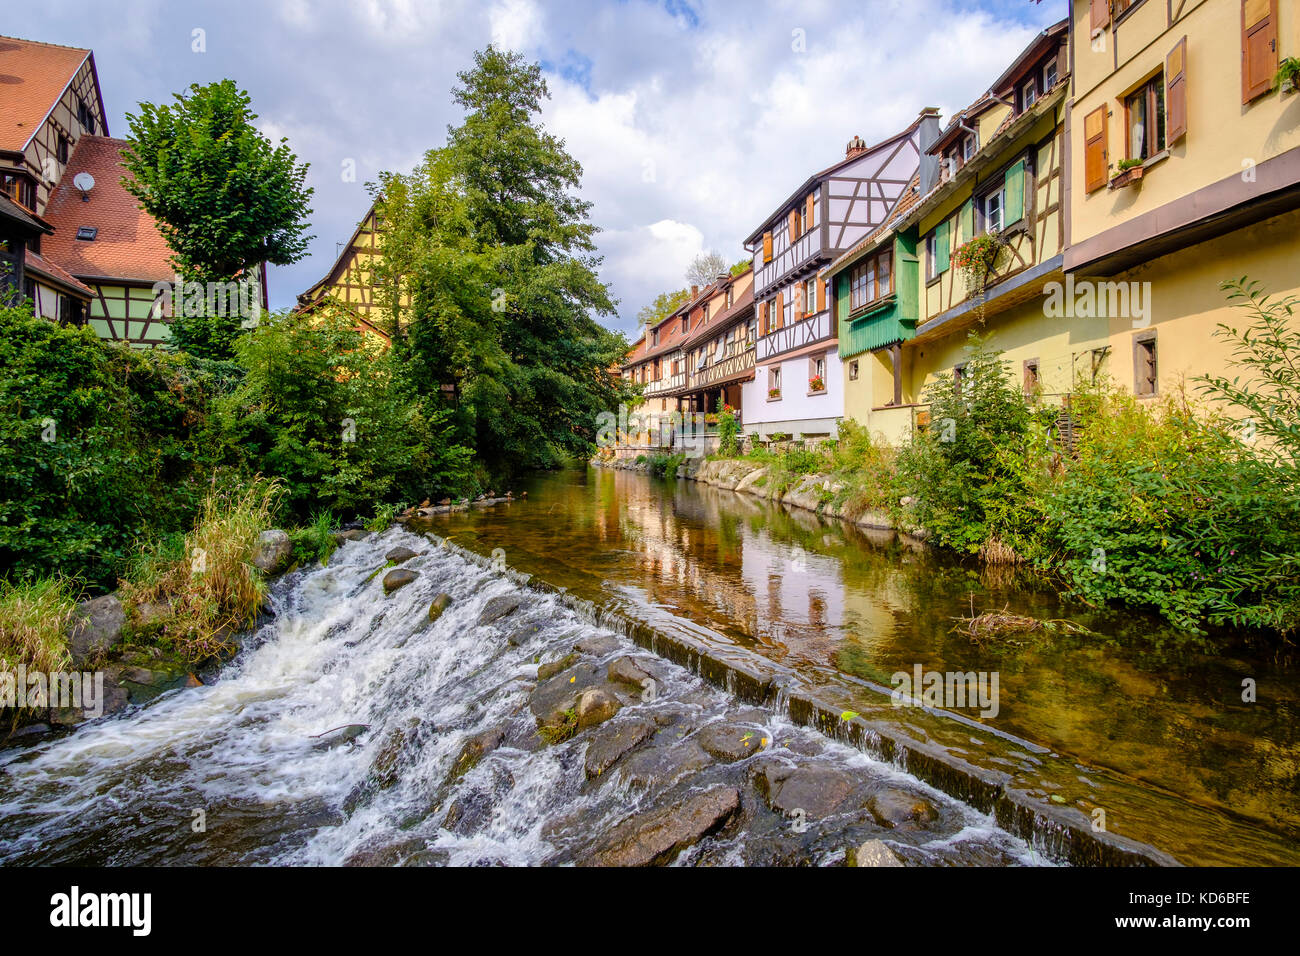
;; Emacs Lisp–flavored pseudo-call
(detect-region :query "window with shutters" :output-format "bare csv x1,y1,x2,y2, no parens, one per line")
1084,105,1109,193
1125,74,1166,162
1166,38,1187,144
926,234,938,280
803,278,817,317
1090,0,1110,36
1134,333,1158,396
849,249,893,311
1242,0,1278,104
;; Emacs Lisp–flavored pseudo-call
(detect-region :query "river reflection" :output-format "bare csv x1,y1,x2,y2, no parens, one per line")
434,465,1299,840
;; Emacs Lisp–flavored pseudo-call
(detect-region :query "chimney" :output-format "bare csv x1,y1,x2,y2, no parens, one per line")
917,107,943,196
691,284,699,297
845,135,868,159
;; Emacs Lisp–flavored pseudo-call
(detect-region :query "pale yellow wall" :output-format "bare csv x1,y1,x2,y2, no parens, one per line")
1070,0,1300,244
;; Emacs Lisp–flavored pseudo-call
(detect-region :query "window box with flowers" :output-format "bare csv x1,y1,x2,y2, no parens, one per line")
1276,58,1300,95
1109,157,1145,190
951,232,1005,292
807,374,826,394
767,387,782,401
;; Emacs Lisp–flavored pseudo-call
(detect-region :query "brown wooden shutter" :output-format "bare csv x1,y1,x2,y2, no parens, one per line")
1083,105,1109,193
805,194,815,231
774,291,784,330
763,231,773,263
760,301,769,335
1166,36,1188,144
794,283,805,321
817,277,827,313
788,209,800,240
1242,0,1278,104
1090,0,1110,35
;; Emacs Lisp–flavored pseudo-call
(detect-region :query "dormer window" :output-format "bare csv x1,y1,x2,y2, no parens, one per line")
962,135,976,161
1022,78,1038,111
2,173,36,211
1043,59,1058,91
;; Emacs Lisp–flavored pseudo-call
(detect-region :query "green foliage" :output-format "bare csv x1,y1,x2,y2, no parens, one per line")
1045,389,1300,634
647,452,685,478
122,79,314,359
1197,278,1300,465
122,79,314,283
0,576,76,674
896,332,1048,558
637,289,690,332
729,259,751,277
717,401,739,456
214,310,473,521
0,304,233,589
373,46,636,481
290,511,338,567
827,419,898,518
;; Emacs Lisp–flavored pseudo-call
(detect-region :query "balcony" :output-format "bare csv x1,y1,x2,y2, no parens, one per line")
642,371,687,397
692,342,756,389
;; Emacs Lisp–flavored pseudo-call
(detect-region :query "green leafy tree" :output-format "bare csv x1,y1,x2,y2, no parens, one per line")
122,80,314,358
373,46,635,480
636,288,689,332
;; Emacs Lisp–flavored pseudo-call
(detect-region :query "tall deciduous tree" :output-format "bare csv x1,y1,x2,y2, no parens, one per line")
374,46,635,479
686,251,727,288
637,288,690,332
122,80,314,358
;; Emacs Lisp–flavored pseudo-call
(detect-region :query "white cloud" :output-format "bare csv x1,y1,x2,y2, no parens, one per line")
23,0,1061,333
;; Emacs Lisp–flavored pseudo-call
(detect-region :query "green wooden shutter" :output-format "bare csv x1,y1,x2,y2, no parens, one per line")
936,221,950,273
959,200,974,244
1004,160,1025,226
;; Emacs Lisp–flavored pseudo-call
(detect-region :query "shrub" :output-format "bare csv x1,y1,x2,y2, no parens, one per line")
0,304,233,589
0,576,77,674
717,401,739,456
120,476,281,663
1045,388,1300,634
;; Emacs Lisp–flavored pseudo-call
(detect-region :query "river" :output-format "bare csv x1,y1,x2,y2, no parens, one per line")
0,465,1294,866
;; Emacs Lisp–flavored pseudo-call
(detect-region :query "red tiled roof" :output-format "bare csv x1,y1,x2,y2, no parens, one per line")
0,36,91,153
680,282,754,350
41,135,176,284
24,249,93,296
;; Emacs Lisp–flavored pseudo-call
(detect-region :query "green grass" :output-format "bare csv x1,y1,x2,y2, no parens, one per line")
0,576,77,673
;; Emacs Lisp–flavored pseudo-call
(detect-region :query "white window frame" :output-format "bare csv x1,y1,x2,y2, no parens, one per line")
1043,60,1058,91
1022,78,1037,110
984,189,1005,234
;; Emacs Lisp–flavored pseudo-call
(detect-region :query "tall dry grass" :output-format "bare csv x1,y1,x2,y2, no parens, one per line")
122,476,282,663
0,576,77,674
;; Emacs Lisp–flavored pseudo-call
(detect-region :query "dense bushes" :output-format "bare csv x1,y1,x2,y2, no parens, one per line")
215,311,474,522
0,305,233,589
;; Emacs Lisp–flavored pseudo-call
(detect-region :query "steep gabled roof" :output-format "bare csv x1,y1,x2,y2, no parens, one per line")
25,248,93,297
296,200,379,308
0,36,98,153
41,135,175,283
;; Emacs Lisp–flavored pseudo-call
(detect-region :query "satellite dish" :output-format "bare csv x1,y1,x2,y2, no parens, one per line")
73,172,95,199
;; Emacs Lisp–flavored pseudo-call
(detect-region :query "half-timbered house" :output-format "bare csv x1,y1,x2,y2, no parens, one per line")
740,109,940,441
295,201,404,345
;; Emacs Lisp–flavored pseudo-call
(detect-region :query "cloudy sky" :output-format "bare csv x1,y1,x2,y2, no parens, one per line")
23,0,1060,335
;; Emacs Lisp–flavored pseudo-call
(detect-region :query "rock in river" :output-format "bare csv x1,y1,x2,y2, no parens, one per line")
694,722,766,762
383,569,418,594
867,788,939,829
584,786,741,866
250,529,293,575
584,717,656,779
427,592,451,623
575,687,620,729
385,546,421,565
478,594,525,626
67,594,126,667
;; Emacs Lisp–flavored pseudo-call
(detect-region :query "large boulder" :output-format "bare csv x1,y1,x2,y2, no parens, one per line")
67,595,126,666
478,594,525,626
575,687,620,730
584,717,656,779
584,786,741,866
694,722,767,763
752,760,854,820
382,569,418,594
866,788,939,830
250,529,293,575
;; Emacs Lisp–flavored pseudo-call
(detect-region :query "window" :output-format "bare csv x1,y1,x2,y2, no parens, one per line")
1134,333,1158,396
57,134,70,164
1021,79,1038,111
850,248,893,311
1125,74,1166,162
813,357,825,379
76,226,98,241
1044,59,1058,91
849,360,859,381
1023,359,1040,396
985,189,1004,233
2,173,36,211
963,135,976,161
651,329,659,347
804,277,817,317
769,367,782,395
926,234,939,280
680,314,689,333
953,363,968,397
76,98,95,135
